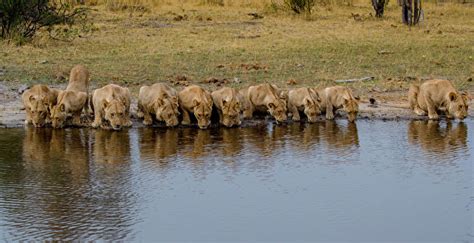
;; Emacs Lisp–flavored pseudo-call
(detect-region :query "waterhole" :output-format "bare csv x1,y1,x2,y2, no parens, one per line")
0,120,472,241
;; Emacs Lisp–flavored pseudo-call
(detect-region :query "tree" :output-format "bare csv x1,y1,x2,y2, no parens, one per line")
0,0,89,43
371,0,388,18
401,0,423,25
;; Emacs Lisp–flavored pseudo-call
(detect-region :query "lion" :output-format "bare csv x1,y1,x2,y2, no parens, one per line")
178,85,213,129
211,87,241,127
318,86,359,122
408,79,469,120
138,83,180,127
91,84,132,130
66,65,90,93
241,83,287,123
22,84,59,127
50,90,88,128
288,87,321,122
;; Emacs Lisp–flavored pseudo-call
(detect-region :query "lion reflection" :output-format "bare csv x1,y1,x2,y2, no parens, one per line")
320,121,359,149
22,127,89,179
139,128,178,169
408,120,467,155
93,129,131,164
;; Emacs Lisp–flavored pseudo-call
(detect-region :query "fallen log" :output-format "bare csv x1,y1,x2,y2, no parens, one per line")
335,76,375,83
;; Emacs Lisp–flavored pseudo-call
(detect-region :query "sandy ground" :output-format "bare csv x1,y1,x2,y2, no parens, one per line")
1,82,472,128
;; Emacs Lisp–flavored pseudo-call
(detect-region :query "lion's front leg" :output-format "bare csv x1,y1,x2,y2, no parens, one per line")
425,96,439,120
326,104,335,120
289,104,300,121
242,103,254,119
143,111,153,126
24,109,32,125
181,108,191,125
72,110,82,126
91,109,103,128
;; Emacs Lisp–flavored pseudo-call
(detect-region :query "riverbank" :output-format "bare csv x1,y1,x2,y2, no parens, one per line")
1,82,472,128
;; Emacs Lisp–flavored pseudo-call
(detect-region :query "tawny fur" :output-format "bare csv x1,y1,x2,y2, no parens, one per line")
22,84,59,127
138,83,180,127
241,83,288,123
408,79,469,120
91,84,132,130
178,85,213,129
211,87,241,127
288,87,321,122
50,90,88,128
318,86,359,122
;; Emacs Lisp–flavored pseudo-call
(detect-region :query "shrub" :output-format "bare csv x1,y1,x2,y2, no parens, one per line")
0,0,89,44
284,0,316,14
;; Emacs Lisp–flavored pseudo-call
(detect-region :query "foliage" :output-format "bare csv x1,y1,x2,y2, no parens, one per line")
284,0,316,14
0,0,90,44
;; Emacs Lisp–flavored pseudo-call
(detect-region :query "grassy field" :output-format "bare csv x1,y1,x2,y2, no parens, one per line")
1,0,473,98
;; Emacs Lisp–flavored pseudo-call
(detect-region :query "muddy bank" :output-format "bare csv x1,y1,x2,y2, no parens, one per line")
1,82,472,128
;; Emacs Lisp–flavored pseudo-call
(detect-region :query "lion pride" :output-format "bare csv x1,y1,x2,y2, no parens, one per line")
91,84,132,130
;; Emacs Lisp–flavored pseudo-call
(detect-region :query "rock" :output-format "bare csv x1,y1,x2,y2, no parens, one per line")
248,12,264,19
18,84,29,94
39,60,48,64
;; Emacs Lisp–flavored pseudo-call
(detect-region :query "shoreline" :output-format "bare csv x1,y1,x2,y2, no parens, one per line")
1,83,472,129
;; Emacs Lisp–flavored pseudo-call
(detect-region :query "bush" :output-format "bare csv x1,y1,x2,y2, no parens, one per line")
0,0,90,44
284,0,316,14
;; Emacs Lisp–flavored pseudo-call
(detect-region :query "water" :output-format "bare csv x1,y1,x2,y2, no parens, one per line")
0,120,472,241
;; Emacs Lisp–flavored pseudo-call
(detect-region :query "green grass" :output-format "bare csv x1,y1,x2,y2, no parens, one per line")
1,1,473,97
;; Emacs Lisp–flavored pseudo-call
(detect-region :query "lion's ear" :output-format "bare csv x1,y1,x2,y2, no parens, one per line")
29,96,36,102
102,100,109,110
193,99,199,107
461,92,471,101
222,98,228,107
344,98,350,105
448,92,457,102
60,104,65,112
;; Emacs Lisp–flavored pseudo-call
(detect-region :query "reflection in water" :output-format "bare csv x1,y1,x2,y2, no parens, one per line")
0,128,138,241
93,129,131,164
321,121,359,149
408,121,468,163
0,120,471,241
139,128,178,169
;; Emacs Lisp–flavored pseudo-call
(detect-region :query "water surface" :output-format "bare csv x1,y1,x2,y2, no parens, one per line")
0,120,472,241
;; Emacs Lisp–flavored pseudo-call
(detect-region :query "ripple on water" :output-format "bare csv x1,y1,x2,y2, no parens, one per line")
0,119,472,241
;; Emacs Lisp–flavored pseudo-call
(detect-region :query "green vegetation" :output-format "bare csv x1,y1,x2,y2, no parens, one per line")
0,0,472,98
